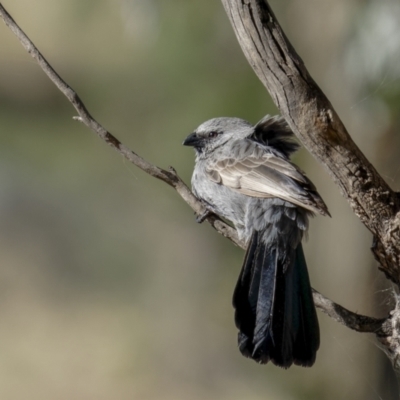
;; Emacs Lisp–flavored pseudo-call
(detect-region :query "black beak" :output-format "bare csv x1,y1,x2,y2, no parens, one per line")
183,132,202,147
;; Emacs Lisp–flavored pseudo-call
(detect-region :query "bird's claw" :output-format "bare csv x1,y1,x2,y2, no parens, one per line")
196,210,212,223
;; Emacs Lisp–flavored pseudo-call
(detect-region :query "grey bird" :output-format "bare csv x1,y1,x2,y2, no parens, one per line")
183,115,329,368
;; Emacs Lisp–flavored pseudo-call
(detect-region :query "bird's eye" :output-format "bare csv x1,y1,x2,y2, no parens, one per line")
208,131,218,138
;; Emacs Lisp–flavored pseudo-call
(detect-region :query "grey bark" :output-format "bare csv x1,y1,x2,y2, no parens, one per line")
220,0,400,283
219,0,400,369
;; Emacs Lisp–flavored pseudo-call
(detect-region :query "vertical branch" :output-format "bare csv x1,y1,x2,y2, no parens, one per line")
220,0,400,283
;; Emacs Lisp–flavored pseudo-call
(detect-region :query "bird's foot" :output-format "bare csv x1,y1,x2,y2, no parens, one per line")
196,209,214,223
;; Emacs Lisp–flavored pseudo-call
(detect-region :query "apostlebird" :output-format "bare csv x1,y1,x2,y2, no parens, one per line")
183,115,329,368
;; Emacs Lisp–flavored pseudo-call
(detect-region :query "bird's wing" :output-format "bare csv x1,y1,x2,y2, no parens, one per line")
206,140,329,216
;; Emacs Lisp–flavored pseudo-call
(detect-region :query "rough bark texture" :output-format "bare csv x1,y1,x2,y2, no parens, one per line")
220,0,400,284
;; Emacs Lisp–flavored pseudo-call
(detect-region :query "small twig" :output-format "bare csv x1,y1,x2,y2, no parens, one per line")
0,3,388,335
0,2,240,247
312,289,386,334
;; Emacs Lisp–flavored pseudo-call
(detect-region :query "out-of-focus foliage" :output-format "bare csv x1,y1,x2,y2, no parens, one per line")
0,0,398,399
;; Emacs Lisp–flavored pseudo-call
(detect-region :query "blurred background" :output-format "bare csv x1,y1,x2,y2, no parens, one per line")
0,0,399,399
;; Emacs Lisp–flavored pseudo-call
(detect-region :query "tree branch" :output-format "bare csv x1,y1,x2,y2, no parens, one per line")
0,3,242,249
0,3,390,347
219,0,400,369
220,0,400,284
312,289,386,334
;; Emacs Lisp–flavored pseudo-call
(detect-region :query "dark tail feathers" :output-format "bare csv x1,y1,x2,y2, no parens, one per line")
232,231,319,368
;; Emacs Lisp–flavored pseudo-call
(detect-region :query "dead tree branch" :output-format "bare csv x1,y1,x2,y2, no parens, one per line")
0,2,392,355
220,0,400,284
219,0,400,369
312,289,387,334
0,3,242,248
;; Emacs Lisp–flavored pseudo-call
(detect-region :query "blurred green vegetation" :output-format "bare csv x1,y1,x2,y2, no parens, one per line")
0,0,399,399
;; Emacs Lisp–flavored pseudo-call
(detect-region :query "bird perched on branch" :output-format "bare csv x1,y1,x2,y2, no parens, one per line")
183,115,329,368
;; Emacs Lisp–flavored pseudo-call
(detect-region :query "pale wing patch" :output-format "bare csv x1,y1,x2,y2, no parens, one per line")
262,155,310,185
206,169,221,183
206,150,326,214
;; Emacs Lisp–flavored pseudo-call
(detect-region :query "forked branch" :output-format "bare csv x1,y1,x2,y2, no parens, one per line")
220,0,400,368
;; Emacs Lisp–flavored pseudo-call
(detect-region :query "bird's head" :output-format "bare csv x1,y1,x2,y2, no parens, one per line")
183,117,252,156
